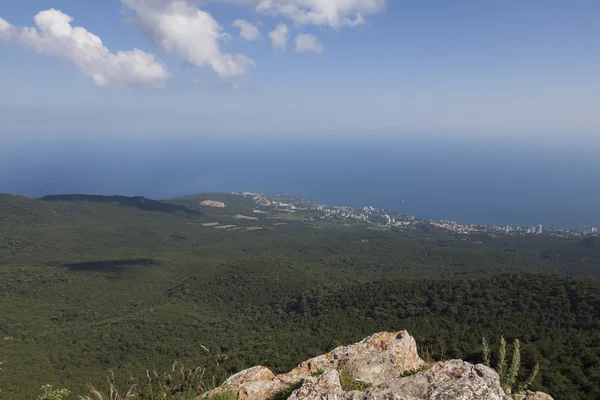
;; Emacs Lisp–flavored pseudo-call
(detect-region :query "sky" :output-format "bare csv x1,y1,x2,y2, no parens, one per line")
1,0,600,138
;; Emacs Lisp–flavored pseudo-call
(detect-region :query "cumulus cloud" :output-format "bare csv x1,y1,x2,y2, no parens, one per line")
218,0,385,28
295,33,323,54
269,23,289,49
0,9,170,87
123,0,255,78
232,19,260,41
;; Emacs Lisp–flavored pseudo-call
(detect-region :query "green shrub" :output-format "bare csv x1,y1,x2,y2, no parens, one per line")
38,384,71,400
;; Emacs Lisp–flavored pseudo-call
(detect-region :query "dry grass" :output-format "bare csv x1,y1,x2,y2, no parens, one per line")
79,362,209,400
79,371,137,400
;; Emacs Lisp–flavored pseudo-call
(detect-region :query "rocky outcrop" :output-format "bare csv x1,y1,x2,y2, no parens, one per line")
204,331,553,400
279,331,423,386
513,391,554,400
346,360,510,400
288,371,344,400
211,366,286,400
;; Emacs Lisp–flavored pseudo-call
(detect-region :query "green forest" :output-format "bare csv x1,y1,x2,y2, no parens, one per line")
0,193,599,399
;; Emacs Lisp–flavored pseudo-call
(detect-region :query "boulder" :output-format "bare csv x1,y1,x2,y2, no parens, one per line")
345,360,510,400
204,366,286,400
288,370,344,400
513,391,554,400
280,331,423,385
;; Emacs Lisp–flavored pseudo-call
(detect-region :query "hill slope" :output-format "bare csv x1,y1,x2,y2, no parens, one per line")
0,192,599,399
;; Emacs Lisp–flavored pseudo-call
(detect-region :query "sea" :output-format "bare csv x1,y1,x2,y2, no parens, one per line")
1,134,599,230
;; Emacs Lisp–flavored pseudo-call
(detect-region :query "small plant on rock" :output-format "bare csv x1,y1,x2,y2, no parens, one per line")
400,368,421,378
481,336,491,367
338,370,372,392
481,336,539,395
516,363,540,394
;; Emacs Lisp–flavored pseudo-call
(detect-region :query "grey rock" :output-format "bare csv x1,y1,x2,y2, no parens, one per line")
513,391,554,400
280,331,423,386
203,366,286,400
344,360,510,400
288,370,344,400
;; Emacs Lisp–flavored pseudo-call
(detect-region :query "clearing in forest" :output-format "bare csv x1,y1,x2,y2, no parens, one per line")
234,214,259,221
202,222,220,227
200,200,226,208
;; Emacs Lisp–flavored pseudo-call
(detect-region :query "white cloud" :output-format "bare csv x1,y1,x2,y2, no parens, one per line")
123,0,255,78
232,19,260,41
0,9,170,87
218,0,385,28
295,33,323,54
269,23,289,49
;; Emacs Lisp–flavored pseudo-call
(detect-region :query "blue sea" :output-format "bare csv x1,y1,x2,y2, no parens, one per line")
1,134,599,230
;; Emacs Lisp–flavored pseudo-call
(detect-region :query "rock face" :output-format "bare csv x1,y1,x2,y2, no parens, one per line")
204,331,553,400
280,331,423,386
513,391,554,400
211,366,286,400
288,371,344,400
346,360,510,400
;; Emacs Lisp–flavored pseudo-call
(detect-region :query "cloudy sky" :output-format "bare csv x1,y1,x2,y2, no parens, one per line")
1,0,599,137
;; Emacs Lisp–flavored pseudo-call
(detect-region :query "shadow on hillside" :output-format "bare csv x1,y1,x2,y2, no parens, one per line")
40,194,202,216
63,258,159,272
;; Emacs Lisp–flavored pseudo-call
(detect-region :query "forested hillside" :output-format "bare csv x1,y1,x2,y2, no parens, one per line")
0,193,599,399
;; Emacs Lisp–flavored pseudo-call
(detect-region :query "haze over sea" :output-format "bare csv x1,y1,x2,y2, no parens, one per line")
1,133,599,230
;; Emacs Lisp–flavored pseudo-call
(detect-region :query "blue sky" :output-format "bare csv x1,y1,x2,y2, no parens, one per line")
1,0,599,137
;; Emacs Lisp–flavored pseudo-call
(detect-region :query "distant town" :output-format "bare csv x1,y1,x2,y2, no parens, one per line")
235,192,599,238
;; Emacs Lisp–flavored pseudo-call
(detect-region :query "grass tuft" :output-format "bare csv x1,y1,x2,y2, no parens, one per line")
266,381,303,400
338,370,372,392
80,362,209,400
